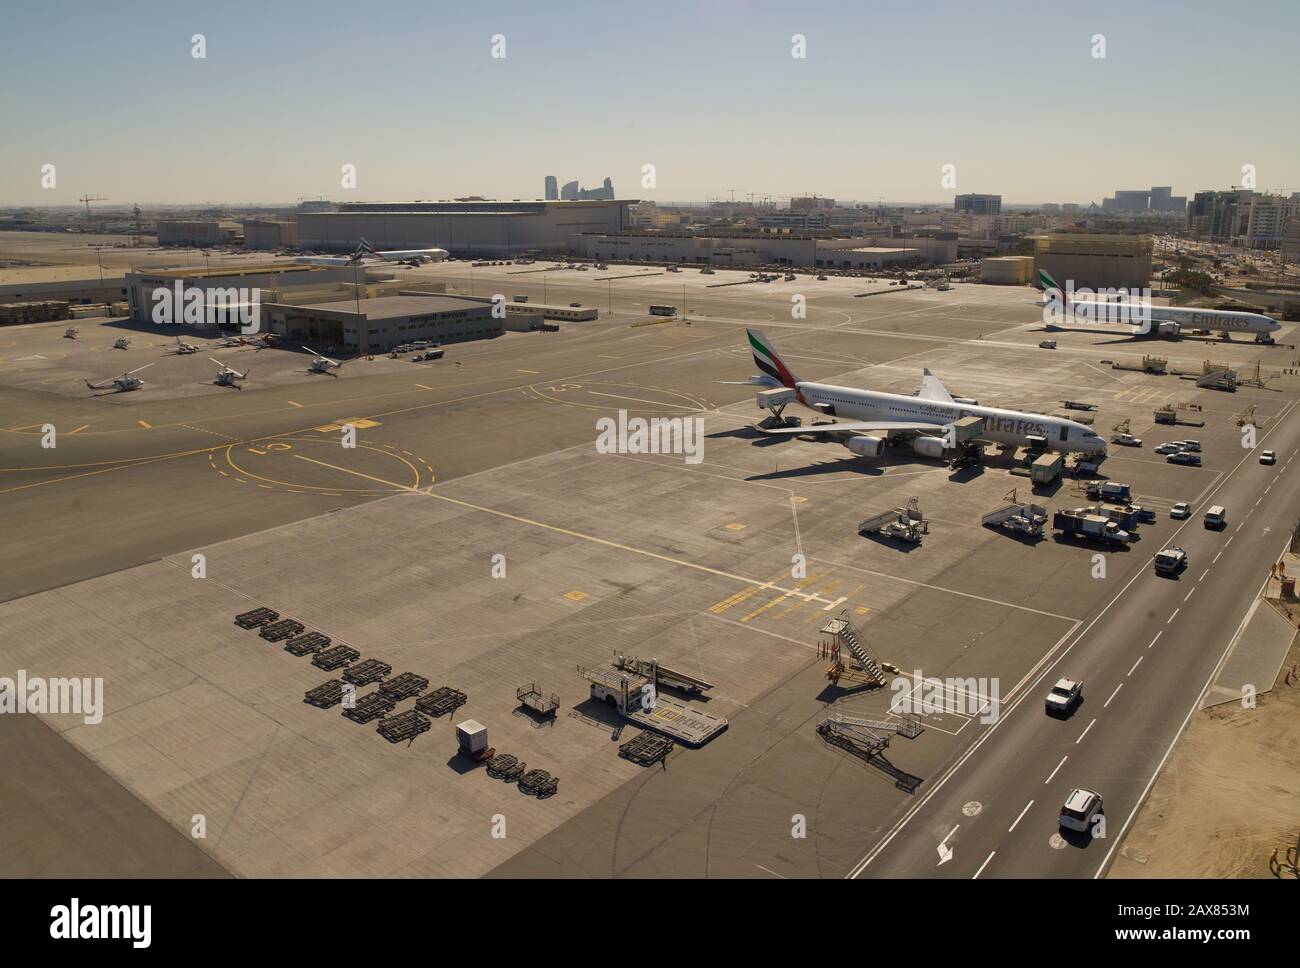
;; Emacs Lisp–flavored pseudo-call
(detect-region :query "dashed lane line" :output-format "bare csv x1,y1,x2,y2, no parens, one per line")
1075,718,1097,744
1008,801,1034,833
1045,756,1067,784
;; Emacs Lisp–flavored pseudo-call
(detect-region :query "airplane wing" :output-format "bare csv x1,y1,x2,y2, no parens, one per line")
754,420,940,436
917,368,954,404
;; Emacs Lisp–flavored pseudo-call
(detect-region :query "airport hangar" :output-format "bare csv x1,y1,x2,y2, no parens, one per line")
260,294,506,353
297,198,634,258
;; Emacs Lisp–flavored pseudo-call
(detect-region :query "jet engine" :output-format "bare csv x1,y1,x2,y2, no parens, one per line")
911,436,946,459
845,435,885,458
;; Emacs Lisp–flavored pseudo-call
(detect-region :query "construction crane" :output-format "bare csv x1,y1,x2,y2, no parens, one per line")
79,194,107,218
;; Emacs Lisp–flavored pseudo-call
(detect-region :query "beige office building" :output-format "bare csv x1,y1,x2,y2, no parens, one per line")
1033,232,1152,292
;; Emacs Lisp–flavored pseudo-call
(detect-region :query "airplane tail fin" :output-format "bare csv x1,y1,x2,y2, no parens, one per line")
746,329,799,389
918,368,954,404
1037,268,1068,308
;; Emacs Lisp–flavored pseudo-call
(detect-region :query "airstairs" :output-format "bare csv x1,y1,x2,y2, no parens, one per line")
820,613,888,688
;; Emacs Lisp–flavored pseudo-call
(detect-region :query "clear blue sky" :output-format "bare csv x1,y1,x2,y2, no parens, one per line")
2,0,1296,206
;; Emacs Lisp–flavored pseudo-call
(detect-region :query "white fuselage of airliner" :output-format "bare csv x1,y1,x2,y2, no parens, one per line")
796,381,1107,454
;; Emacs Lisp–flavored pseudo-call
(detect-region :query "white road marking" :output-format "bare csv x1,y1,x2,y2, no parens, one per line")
1076,718,1097,744
1148,631,1162,649
1128,656,1144,676
1212,552,1221,563
1167,608,1179,624
1200,569,1210,581
1008,801,1034,833
1097,537,1293,878
1045,755,1067,784
846,401,1298,880
973,851,996,879
1104,683,1123,707
1226,536,1234,547
1184,587,1196,602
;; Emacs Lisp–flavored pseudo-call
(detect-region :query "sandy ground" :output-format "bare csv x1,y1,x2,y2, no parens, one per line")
1110,629,1300,879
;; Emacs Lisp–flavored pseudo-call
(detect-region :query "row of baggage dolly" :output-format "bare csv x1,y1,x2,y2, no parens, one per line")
234,607,560,791
234,607,466,745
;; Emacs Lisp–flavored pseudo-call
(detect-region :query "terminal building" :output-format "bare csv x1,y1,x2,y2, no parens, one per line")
259,294,501,354
298,199,632,258
577,232,955,268
1033,232,1153,292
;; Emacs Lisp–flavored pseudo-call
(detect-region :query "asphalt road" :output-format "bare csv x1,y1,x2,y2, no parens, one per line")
849,399,1300,878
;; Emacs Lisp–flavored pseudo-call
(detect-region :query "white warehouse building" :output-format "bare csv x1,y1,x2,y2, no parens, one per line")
299,199,633,258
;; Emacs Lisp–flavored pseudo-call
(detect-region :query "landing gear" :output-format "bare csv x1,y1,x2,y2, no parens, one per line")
947,441,984,470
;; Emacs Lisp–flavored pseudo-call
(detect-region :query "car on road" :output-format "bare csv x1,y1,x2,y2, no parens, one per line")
1154,547,1188,575
1204,505,1227,529
1154,442,1183,455
1181,439,1201,452
1112,433,1143,447
1132,506,1157,523
1168,451,1201,466
1059,789,1104,833
1170,502,1191,519
1260,450,1277,465
1045,678,1083,716
569,302,582,307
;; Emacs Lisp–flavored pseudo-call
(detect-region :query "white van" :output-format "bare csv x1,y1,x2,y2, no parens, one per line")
1204,505,1226,529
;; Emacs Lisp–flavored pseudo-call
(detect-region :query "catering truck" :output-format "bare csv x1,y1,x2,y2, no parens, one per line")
1052,508,1133,546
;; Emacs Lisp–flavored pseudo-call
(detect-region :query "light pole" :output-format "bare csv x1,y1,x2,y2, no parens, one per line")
94,247,107,315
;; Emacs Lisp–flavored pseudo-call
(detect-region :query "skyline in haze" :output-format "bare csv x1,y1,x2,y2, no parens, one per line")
3,0,1298,207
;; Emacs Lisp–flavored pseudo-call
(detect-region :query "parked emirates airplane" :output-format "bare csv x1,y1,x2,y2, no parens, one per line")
740,329,1106,459
1037,269,1279,340
297,238,448,268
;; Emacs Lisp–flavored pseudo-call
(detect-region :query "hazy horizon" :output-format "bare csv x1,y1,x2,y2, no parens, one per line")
3,0,1297,206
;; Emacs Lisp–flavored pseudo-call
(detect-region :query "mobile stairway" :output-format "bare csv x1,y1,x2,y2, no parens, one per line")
820,613,888,689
